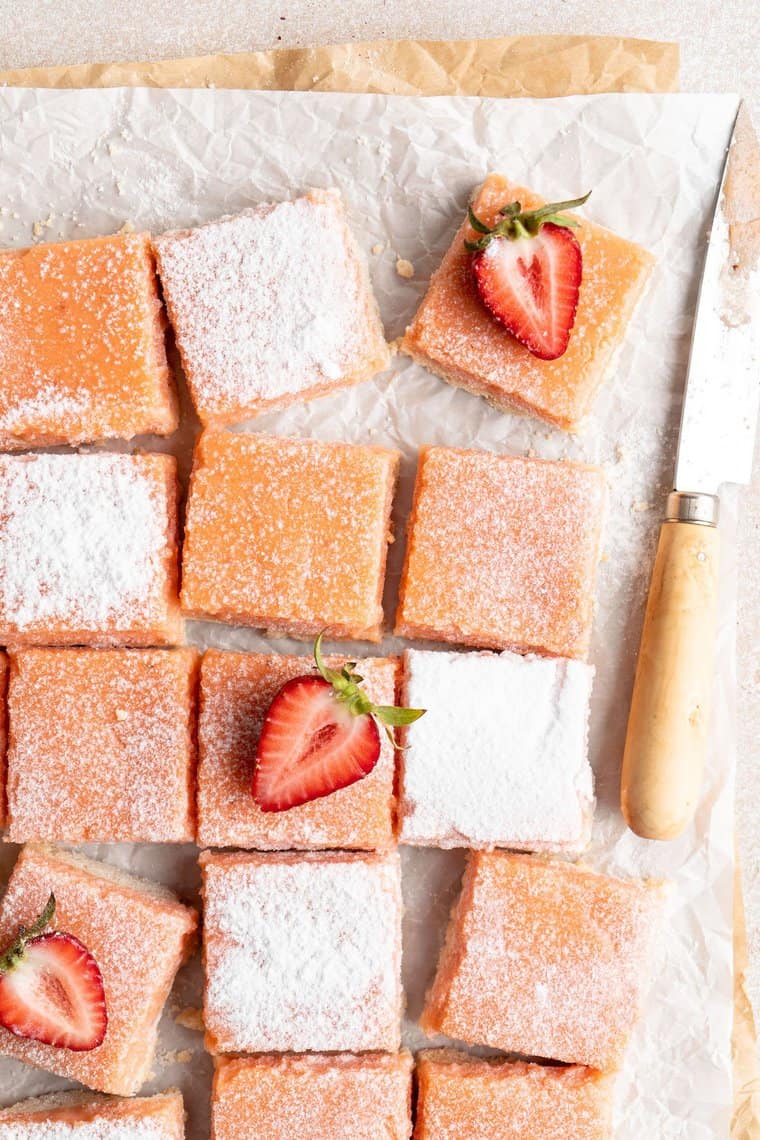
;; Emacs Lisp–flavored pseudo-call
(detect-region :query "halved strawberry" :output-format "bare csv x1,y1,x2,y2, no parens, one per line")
466,193,590,361
253,635,425,813
0,894,107,1051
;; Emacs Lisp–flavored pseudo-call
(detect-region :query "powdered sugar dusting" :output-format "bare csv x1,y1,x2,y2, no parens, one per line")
0,1117,172,1140
396,447,607,659
202,852,402,1053
6,649,197,843
155,190,388,424
0,453,178,644
423,852,665,1070
400,648,594,852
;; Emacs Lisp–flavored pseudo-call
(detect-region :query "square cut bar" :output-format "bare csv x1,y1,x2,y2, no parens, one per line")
155,190,389,427
211,1053,413,1140
0,452,181,647
401,174,654,432
182,431,399,642
0,233,176,449
0,1090,185,1138
197,650,398,850
399,648,594,853
6,648,199,844
421,852,664,1070
201,849,403,1054
0,844,198,1095
395,446,606,659
414,1051,613,1140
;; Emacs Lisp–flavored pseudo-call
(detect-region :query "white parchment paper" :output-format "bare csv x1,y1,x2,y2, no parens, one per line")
0,88,741,1138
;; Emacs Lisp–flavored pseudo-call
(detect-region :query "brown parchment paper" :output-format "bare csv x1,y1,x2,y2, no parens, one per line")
0,35,678,96
0,30,756,1137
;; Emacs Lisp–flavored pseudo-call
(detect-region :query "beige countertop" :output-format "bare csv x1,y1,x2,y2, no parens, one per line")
1,0,758,1024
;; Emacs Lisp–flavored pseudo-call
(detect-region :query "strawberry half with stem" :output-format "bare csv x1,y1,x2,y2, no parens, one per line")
253,634,425,813
466,192,591,361
0,893,107,1051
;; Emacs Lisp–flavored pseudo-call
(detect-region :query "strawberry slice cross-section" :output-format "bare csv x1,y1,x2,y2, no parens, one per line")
0,893,107,1051
253,634,426,813
466,192,590,361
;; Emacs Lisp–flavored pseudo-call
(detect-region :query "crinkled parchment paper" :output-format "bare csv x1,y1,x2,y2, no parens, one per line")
0,88,741,1137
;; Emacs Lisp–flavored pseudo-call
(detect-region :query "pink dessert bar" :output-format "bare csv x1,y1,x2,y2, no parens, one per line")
0,844,197,1095
201,850,403,1054
0,1090,185,1138
155,190,389,427
0,452,181,647
0,232,177,450
414,1050,613,1140
421,851,664,1069
395,445,607,658
197,650,398,850
211,1052,413,1140
399,647,594,853
181,430,399,641
5,648,198,844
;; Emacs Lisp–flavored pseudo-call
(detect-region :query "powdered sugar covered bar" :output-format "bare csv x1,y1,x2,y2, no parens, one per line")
0,844,197,1095
155,190,389,427
421,851,665,1069
5,648,198,844
0,233,176,450
197,650,398,850
399,648,594,853
182,431,399,642
0,1090,185,1138
211,1053,413,1140
402,174,654,432
395,446,607,659
414,1051,614,1140
201,850,403,1054
0,452,181,646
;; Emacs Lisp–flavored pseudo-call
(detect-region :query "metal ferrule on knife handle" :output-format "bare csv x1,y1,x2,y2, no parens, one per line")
665,491,719,527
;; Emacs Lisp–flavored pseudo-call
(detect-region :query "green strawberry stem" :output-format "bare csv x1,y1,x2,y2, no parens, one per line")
0,894,55,974
313,633,425,747
465,191,591,252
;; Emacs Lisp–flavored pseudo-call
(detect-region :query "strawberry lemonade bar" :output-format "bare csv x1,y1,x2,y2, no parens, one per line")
402,174,653,431
182,431,398,641
5,648,198,844
155,190,389,426
211,1053,413,1140
201,850,402,1054
0,1090,185,1138
0,843,197,1095
0,233,175,449
422,851,664,1069
396,446,606,658
0,452,181,647
414,1051,613,1140
197,650,398,850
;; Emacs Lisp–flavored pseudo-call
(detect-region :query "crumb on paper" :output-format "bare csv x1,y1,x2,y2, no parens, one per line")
527,447,536,458
615,443,626,462
32,215,53,238
371,242,385,255
118,220,135,234
632,500,652,512
600,550,611,563
395,258,414,279
175,1006,204,1032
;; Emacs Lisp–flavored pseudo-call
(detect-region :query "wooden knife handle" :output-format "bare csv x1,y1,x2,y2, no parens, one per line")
621,502,719,841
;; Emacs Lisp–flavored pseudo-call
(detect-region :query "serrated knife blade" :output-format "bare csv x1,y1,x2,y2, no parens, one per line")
674,104,760,498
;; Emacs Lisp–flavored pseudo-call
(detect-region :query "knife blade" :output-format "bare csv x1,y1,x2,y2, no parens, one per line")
621,103,760,841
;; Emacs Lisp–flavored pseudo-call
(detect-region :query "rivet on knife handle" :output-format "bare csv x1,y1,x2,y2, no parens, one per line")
620,491,719,841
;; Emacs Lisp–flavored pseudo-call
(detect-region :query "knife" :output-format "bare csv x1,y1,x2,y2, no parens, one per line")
620,104,760,841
